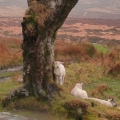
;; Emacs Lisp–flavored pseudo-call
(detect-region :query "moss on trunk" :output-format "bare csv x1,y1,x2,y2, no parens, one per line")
2,0,78,105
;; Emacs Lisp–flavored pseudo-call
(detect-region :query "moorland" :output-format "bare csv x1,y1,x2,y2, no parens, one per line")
0,17,120,120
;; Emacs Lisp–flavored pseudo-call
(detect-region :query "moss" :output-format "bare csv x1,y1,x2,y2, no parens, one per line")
7,96,50,112
45,49,50,56
53,31,57,39
29,1,51,26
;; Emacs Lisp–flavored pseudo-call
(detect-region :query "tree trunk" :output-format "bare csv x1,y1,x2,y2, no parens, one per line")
21,0,78,98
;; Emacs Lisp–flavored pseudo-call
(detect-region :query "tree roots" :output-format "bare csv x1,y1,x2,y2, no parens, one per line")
1,86,29,107
1,82,62,107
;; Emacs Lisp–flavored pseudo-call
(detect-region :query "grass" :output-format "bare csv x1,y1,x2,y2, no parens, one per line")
0,37,120,119
0,79,22,101
55,40,97,62
0,62,120,120
57,63,120,120
49,61,120,120
84,77,120,104
93,43,109,54
0,71,22,79
0,36,22,68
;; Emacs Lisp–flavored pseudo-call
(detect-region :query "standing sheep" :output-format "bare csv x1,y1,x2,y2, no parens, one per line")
71,83,88,99
54,61,65,85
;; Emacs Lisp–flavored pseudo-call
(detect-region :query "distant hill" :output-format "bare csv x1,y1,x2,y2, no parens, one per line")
70,0,120,19
0,0,120,19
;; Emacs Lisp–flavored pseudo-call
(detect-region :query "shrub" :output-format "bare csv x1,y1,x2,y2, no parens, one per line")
89,83,111,97
64,99,90,118
64,99,90,110
82,42,97,57
0,36,22,68
108,61,120,76
55,40,97,62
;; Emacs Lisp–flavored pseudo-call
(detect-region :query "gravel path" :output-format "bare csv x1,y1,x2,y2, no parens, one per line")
0,66,23,82
0,66,23,74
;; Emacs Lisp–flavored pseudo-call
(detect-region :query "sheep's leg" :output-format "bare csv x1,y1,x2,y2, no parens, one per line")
59,76,63,85
56,76,59,84
62,75,65,84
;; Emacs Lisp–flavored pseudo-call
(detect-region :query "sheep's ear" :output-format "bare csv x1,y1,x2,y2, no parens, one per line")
81,83,84,85
60,62,64,64
111,98,114,101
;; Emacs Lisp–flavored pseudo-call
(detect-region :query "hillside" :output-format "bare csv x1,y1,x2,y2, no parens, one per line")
57,18,120,44
71,0,120,19
0,0,120,19
0,37,120,120
0,17,120,44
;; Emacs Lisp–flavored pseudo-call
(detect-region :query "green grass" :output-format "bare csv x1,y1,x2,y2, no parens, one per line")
0,71,22,102
0,62,120,120
84,76,120,104
50,62,120,120
0,80,21,96
93,43,109,54
0,71,22,79
0,72,12,79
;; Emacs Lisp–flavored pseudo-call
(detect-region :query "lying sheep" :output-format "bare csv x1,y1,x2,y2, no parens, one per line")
54,61,65,85
71,83,117,107
88,97,117,107
71,83,88,99
117,107,120,110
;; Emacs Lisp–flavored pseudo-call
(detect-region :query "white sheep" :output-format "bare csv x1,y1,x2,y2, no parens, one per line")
117,107,120,110
71,83,117,107
54,61,65,85
71,83,88,99
88,97,117,107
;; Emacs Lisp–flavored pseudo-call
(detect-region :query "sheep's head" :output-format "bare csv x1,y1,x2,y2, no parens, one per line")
75,83,84,89
108,98,117,107
54,61,63,69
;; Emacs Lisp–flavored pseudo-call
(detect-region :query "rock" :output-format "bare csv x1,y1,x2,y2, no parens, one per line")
0,112,36,120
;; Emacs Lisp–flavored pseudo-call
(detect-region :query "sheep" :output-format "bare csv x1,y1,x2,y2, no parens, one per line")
71,83,117,107
71,83,88,99
117,107,120,110
88,97,117,107
54,61,65,85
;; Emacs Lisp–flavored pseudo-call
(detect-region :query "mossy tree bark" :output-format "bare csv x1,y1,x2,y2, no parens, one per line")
21,0,78,98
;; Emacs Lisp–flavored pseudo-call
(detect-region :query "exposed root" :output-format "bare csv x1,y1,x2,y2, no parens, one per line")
1,86,29,107
46,82,62,99
1,82,62,107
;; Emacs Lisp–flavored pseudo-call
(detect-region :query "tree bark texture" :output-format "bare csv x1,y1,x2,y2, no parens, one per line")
22,0,78,98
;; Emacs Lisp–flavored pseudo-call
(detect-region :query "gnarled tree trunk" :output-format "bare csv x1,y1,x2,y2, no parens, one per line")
21,0,78,98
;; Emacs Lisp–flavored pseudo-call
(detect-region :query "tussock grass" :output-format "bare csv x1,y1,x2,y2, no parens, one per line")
0,36,22,68
55,40,97,62
0,62,120,120
0,38,120,119
51,61,120,120
108,61,120,76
